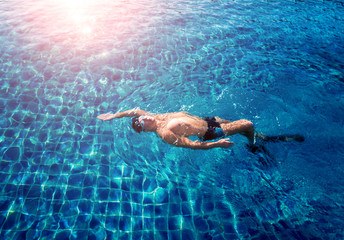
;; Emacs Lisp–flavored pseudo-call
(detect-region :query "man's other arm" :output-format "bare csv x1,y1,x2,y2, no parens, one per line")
97,108,150,121
159,130,233,149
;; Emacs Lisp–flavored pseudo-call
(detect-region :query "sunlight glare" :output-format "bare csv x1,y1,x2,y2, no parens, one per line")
56,0,96,9
51,0,98,37
81,26,92,35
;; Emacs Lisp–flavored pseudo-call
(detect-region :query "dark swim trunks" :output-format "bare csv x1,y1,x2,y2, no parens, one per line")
201,117,225,141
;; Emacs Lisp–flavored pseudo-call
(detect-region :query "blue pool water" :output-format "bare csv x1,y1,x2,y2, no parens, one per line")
1,0,344,239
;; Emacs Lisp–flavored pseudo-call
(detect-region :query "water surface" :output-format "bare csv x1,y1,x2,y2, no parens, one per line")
0,0,344,239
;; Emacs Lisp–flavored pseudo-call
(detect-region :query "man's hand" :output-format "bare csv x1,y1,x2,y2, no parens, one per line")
216,138,234,148
97,113,117,121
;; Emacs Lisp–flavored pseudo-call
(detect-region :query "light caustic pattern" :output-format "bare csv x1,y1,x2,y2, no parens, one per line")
0,0,344,239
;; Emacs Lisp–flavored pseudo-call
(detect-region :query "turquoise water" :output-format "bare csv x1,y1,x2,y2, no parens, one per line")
1,0,344,239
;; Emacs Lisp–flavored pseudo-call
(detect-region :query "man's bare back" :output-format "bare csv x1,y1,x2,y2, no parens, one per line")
97,108,255,149
155,112,208,138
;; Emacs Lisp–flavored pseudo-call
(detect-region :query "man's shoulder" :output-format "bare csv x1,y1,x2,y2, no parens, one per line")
156,127,173,138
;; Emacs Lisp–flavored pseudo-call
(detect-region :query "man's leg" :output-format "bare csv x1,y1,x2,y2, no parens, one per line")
220,120,255,145
214,117,231,124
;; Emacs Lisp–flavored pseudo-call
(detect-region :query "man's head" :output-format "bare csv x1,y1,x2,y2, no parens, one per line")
132,116,156,133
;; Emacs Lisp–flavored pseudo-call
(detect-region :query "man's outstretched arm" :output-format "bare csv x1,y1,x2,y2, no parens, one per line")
159,130,234,150
97,108,150,121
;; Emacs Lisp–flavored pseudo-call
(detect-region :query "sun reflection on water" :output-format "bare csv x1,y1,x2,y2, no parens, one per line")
14,0,153,57
52,0,99,37
18,0,125,47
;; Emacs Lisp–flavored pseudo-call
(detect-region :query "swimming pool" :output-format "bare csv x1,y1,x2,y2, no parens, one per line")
1,0,344,239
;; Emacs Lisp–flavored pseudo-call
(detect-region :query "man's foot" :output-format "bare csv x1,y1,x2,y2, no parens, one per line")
283,134,305,142
255,133,305,143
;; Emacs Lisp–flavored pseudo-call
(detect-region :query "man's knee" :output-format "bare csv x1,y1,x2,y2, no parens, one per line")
242,119,254,131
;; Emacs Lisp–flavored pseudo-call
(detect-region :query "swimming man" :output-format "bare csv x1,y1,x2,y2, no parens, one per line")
97,108,255,149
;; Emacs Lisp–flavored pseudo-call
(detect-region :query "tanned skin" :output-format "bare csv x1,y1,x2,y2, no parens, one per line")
97,108,255,150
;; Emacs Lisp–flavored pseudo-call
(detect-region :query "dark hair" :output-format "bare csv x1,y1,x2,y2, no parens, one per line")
132,117,143,133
